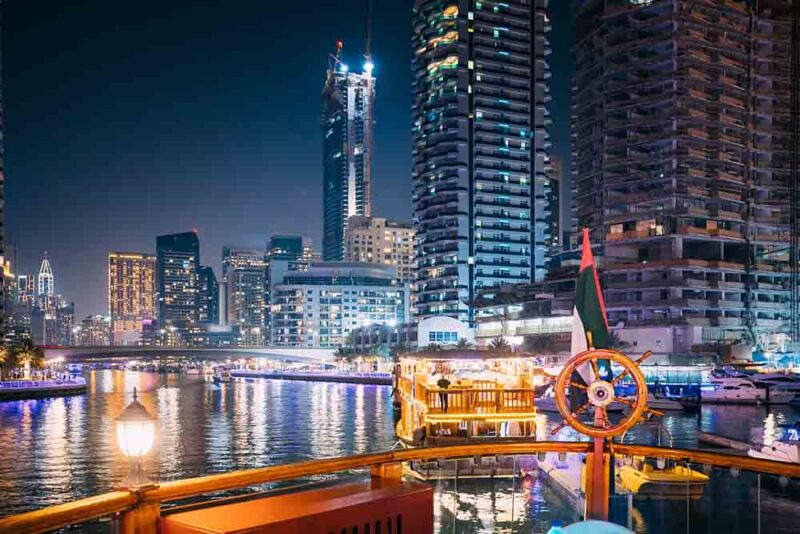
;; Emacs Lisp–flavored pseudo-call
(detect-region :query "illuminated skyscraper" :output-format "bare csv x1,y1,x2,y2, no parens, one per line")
344,216,415,284
222,247,266,345
17,274,36,305
37,254,54,306
411,0,552,323
156,232,200,334
197,265,219,325
108,252,157,344
321,41,375,261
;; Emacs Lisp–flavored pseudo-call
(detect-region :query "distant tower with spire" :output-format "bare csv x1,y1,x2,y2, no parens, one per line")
38,253,54,301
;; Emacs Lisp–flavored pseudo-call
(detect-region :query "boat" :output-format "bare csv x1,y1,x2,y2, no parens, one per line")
749,373,800,400
394,350,544,477
617,458,709,498
537,385,625,414
700,375,795,404
747,424,800,464
640,392,683,411
213,368,232,383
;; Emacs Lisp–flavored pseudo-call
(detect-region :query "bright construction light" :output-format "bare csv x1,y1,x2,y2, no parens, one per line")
364,61,374,75
340,63,349,73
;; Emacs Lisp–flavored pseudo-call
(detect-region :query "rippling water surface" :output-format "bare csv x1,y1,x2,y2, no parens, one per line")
0,369,799,533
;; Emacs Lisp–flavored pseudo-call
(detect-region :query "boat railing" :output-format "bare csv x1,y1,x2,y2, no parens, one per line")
424,387,535,414
2,441,800,534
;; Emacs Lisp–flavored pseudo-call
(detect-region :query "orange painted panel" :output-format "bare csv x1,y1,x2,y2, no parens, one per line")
162,479,433,534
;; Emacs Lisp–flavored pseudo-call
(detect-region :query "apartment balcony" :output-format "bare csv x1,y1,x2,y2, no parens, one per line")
720,94,745,109
717,170,744,184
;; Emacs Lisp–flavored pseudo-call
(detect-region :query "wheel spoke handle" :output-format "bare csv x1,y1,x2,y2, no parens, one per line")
614,396,636,406
569,381,587,390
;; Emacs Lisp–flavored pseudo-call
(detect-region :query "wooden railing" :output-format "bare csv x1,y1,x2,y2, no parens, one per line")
424,387,535,414
0,442,588,534
3,441,800,534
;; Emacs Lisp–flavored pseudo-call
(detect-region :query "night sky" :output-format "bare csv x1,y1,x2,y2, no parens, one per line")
4,1,572,317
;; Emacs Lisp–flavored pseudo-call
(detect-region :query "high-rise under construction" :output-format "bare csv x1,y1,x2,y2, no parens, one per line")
573,0,800,353
321,41,375,262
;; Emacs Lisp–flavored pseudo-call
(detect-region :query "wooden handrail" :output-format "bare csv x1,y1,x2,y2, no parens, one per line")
5,441,800,533
0,491,137,534
612,444,800,479
0,442,589,533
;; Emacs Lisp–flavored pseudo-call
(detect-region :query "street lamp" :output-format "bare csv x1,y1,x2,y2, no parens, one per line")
116,387,156,487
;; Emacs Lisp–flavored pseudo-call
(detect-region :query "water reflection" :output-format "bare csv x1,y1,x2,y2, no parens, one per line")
0,370,396,517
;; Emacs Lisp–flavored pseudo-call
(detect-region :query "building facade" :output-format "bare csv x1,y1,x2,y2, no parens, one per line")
411,0,552,323
108,252,157,344
270,262,408,348
222,247,267,345
573,0,799,353
344,216,415,284
321,44,375,261
37,254,54,307
17,274,36,305
78,315,111,346
264,235,315,342
156,232,200,337
197,265,219,325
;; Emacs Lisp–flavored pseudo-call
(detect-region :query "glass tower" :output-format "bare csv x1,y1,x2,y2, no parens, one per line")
412,0,552,323
156,232,200,328
321,44,375,261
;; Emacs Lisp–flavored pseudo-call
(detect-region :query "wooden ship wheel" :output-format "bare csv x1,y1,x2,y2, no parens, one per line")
550,348,661,438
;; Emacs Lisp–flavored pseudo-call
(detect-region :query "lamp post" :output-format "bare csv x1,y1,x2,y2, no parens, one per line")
116,387,156,488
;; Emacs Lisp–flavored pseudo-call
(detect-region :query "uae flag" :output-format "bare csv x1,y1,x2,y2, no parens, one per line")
571,228,611,384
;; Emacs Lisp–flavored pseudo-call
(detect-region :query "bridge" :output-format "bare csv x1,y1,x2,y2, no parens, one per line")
43,346,336,363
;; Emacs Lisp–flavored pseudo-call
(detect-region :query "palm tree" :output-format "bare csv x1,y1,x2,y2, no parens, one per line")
12,340,46,379
454,338,473,350
489,337,511,352
390,343,410,362
608,331,631,351
524,335,558,355
0,344,15,380
426,343,443,352
334,346,356,364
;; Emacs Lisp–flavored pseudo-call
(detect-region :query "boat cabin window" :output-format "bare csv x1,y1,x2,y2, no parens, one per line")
723,386,739,390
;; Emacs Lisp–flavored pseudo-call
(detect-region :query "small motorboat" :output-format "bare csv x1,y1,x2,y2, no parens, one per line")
213,368,232,384
747,423,800,464
617,458,709,499
624,392,684,412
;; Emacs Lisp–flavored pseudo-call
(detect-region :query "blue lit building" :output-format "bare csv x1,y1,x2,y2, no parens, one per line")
411,0,552,324
321,42,375,261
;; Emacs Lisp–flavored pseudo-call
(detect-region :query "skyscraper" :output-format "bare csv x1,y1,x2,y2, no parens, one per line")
37,254,54,306
344,216,415,284
156,232,200,334
17,274,36,305
321,41,375,261
264,235,316,342
198,266,219,325
222,247,266,345
108,252,157,344
573,0,799,352
411,0,552,323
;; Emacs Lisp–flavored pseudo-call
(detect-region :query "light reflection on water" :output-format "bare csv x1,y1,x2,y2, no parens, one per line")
0,370,394,517
0,370,798,533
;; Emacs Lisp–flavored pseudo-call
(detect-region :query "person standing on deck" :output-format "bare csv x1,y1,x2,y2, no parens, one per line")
436,373,451,413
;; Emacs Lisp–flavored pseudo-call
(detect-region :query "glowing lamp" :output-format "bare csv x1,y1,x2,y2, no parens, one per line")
116,387,156,487
364,61,374,75
340,63,349,73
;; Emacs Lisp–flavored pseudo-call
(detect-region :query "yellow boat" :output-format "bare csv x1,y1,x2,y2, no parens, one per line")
617,459,709,499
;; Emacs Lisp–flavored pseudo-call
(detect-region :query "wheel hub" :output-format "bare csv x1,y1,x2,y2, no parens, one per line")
586,380,615,408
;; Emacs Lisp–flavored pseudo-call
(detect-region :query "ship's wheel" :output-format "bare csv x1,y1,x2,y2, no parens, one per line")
550,348,661,438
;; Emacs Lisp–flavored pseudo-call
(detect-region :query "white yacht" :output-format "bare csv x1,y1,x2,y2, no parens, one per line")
702,376,795,404
643,392,684,411
750,373,800,395
213,367,232,384
747,424,800,464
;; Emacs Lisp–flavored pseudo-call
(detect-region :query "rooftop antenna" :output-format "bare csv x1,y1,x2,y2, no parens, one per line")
328,39,347,74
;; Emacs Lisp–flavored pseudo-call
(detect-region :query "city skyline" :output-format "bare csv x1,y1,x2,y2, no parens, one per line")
3,1,573,318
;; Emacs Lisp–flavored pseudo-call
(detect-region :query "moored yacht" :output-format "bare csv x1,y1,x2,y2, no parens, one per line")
702,375,795,404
